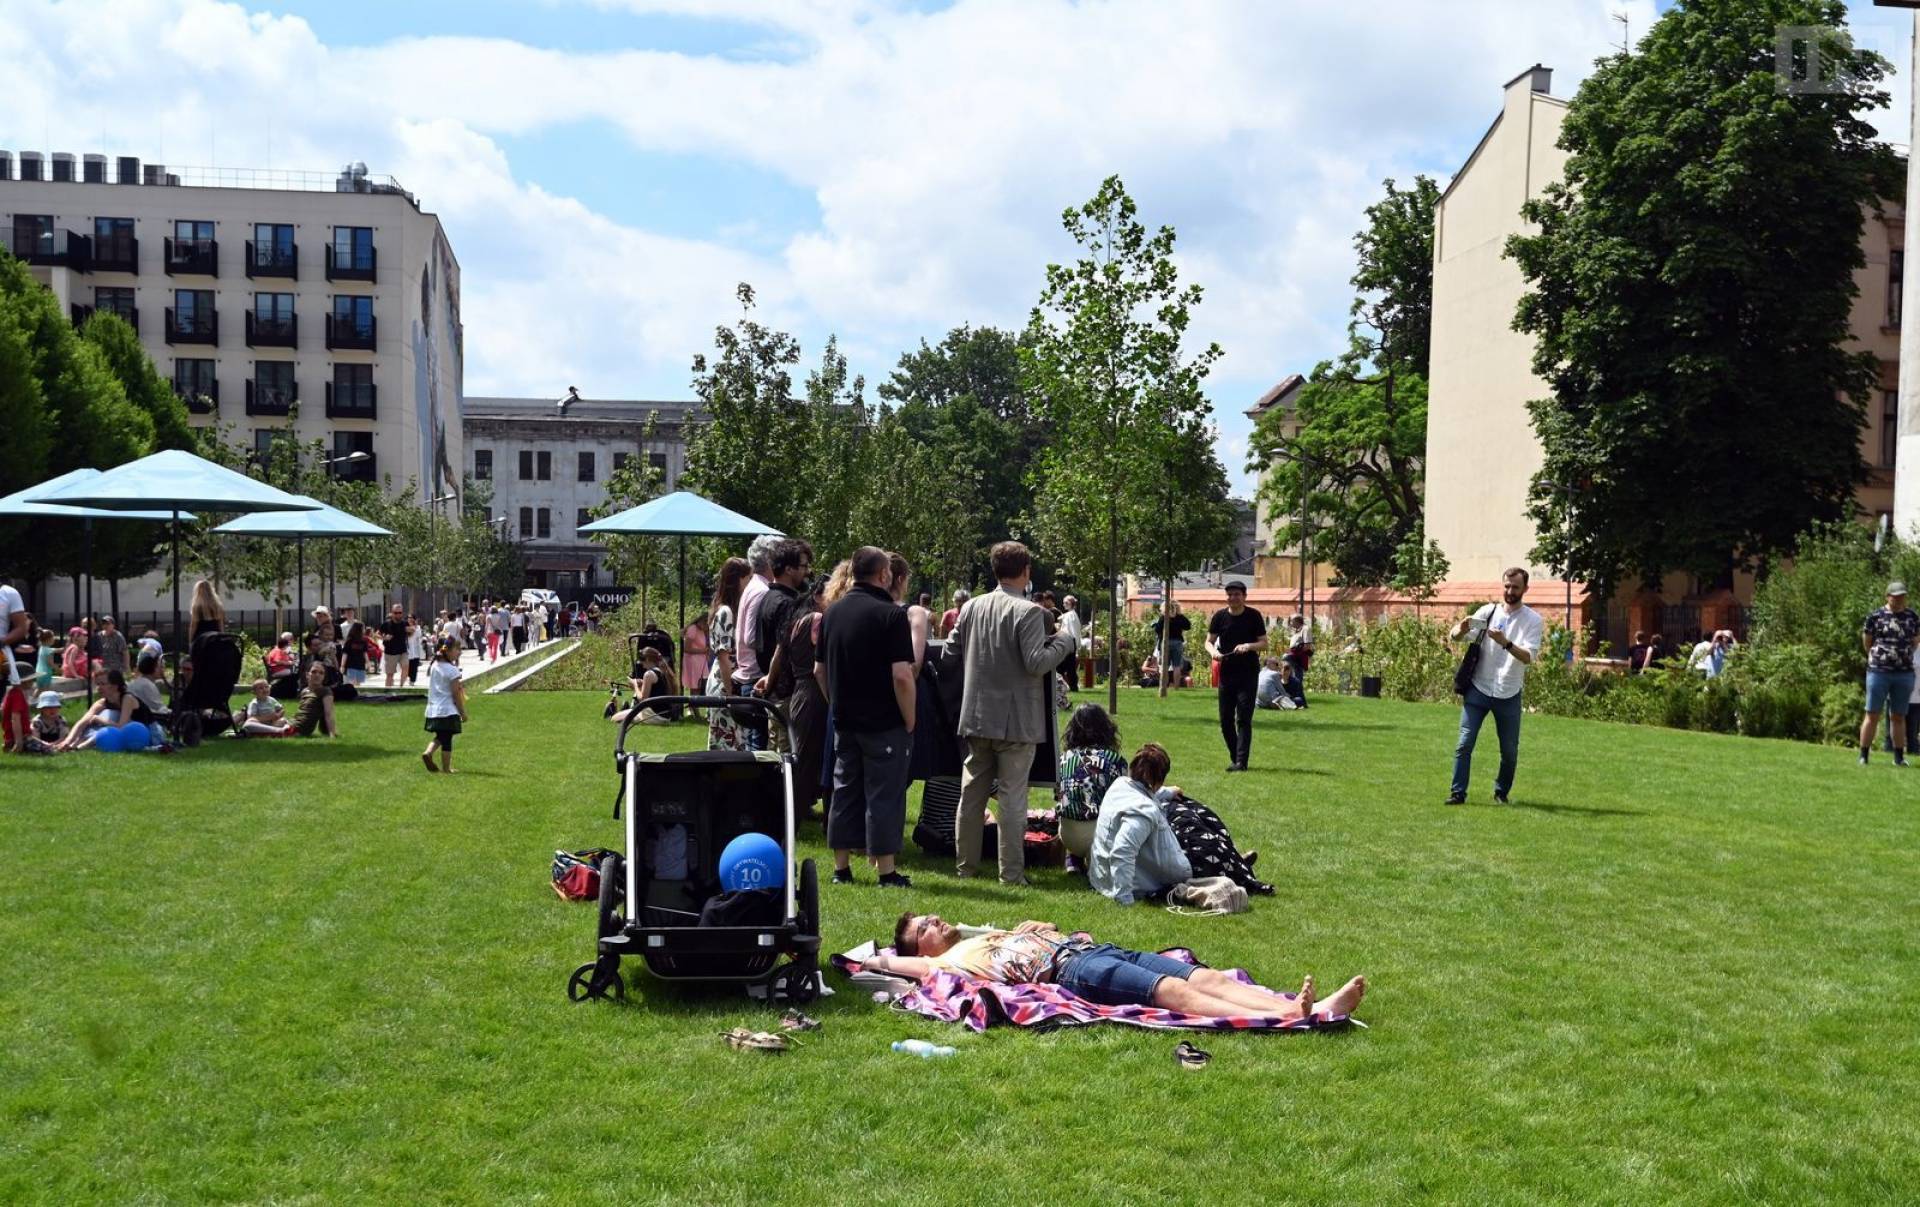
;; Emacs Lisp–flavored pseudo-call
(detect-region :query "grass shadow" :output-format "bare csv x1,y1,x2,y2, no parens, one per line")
1505,799,1648,818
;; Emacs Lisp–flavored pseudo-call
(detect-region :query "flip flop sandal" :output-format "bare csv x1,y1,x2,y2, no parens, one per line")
1174,1040,1212,1069
779,1009,821,1032
722,1027,791,1053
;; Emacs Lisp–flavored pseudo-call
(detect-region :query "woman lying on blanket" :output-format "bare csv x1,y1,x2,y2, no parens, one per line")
865,914,1365,1020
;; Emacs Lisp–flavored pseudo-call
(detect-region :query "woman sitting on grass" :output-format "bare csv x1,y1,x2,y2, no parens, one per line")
610,647,679,725
1055,704,1128,874
290,661,338,739
1089,743,1270,904
60,671,156,751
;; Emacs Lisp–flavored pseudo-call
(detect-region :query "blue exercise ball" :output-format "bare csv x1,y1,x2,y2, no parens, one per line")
94,726,124,753
120,721,151,750
718,832,785,892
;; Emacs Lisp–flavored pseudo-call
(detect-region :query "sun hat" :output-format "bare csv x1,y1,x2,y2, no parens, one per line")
1890,581,1908,596
35,690,62,709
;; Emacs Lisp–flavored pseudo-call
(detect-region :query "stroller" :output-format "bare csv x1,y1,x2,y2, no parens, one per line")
166,632,244,747
568,695,821,1005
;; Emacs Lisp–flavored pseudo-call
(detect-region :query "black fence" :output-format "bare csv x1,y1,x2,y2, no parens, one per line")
35,601,389,654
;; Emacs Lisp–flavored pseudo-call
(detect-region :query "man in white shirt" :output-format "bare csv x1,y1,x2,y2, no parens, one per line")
1445,566,1543,805
1057,594,1084,696
731,534,779,751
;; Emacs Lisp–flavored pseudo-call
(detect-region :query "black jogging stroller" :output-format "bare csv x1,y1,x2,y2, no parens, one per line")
568,695,821,1004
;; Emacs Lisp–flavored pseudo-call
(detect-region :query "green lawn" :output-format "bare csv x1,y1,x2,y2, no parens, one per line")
3,686,1917,1203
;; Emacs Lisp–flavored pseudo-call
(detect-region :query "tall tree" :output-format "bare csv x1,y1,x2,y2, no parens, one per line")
1023,176,1224,710
794,336,872,567
1507,0,1898,594
1248,175,1437,587
680,283,807,535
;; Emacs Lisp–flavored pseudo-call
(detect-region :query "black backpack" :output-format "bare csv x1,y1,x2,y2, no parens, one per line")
1453,606,1493,696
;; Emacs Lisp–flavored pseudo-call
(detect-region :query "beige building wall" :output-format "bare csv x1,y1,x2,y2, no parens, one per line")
1424,66,1569,584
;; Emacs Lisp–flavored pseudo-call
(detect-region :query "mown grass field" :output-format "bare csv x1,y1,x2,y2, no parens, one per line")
2,685,1916,1203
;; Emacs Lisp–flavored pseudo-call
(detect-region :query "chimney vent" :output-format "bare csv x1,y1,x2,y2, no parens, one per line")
20,151,44,181
143,163,166,186
83,153,106,183
50,152,76,182
0,151,13,182
117,156,139,184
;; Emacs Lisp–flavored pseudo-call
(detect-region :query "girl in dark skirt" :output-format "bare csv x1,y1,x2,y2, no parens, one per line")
421,636,468,773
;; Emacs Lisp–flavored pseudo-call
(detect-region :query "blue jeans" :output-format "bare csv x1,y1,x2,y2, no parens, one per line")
1055,943,1196,1006
1865,669,1914,716
1452,685,1522,798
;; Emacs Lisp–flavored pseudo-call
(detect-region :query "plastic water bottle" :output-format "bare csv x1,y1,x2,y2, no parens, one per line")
891,1039,955,1059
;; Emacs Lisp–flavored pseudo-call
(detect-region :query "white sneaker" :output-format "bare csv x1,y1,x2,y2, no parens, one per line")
1278,697,1299,710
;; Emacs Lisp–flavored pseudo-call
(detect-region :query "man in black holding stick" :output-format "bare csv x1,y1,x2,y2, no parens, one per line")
1205,582,1267,772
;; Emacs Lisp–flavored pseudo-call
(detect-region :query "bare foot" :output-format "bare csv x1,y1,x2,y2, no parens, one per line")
1314,975,1366,1019
421,753,438,772
1295,974,1315,1016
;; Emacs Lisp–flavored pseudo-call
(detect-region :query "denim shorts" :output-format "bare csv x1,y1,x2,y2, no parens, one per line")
1866,669,1916,715
1055,943,1196,1006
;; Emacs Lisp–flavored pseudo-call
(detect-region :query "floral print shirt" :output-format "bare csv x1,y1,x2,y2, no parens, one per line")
1056,747,1128,822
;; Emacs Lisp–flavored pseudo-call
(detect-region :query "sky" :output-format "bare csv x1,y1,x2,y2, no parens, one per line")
2,0,1913,496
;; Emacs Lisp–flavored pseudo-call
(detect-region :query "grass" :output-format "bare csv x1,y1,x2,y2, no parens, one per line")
2,686,1918,1203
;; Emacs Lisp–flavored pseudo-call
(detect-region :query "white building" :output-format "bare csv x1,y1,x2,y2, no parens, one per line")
463,394,698,595
2,152,464,614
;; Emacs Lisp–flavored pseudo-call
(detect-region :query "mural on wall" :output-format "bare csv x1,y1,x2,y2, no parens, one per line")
413,230,463,502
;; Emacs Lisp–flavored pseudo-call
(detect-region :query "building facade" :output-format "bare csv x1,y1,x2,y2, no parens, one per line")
0,155,464,504
1422,66,1902,643
463,395,698,596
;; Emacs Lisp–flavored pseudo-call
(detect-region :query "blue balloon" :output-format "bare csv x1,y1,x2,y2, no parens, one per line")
120,721,151,750
93,726,124,753
718,832,786,892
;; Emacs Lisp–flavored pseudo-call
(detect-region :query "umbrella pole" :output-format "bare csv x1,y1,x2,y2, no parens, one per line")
328,544,336,618
171,511,182,679
84,518,94,707
678,534,687,652
297,537,305,632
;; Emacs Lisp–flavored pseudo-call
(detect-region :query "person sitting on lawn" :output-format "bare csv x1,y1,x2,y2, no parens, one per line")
239,679,295,736
1255,656,1286,709
23,690,69,754
63,671,156,750
1137,650,1161,689
290,661,338,738
610,647,679,725
53,668,114,750
868,914,1365,1019
1088,742,1191,905
60,626,89,680
1055,703,1128,873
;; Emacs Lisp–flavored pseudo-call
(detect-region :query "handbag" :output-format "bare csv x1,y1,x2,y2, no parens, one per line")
1453,605,1493,697
1167,877,1249,915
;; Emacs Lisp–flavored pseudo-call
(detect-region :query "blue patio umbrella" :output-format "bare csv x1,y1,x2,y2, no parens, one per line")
27,450,319,672
0,468,196,704
214,497,392,628
577,491,782,637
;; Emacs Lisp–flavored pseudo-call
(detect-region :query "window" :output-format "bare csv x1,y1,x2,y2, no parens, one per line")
254,292,295,322
578,450,595,482
520,506,534,538
93,217,135,267
536,450,551,480
647,451,668,473
613,451,630,473
253,223,294,266
95,217,134,240
519,450,534,480
577,507,592,531
474,449,492,480
1884,389,1900,469
174,358,216,407
331,226,374,270
253,361,297,413
94,287,135,320
10,215,53,257
332,363,374,414
253,428,286,465
175,220,214,243
1892,250,1905,330
331,431,375,481
331,294,373,336
173,288,214,335
537,507,552,539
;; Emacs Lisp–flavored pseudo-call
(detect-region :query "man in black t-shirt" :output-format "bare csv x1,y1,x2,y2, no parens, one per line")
817,546,918,888
1205,582,1267,771
380,604,411,687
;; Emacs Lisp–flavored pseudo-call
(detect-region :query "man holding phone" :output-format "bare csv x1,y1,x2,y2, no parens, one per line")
1205,582,1267,772
1446,567,1543,805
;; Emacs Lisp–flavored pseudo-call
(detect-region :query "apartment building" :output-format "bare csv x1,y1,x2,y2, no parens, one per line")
0,153,463,506
463,394,698,595
1422,66,1901,641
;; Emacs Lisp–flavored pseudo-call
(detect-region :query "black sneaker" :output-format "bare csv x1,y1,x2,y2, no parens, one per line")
830,868,855,885
1225,763,1244,773
877,871,913,889
1493,792,1510,804
1444,792,1466,806
1859,750,1871,767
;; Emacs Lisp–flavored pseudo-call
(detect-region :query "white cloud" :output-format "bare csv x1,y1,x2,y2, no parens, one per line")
9,0,1849,501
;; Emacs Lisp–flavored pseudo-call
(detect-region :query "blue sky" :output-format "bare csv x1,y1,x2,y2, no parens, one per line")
2,0,1910,499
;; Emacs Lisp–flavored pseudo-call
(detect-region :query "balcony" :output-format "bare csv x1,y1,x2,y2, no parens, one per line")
175,379,219,415
325,243,377,282
2,227,91,270
163,236,218,276
70,304,93,327
245,240,297,279
245,380,296,417
325,381,378,420
73,304,139,334
325,313,376,351
164,307,218,345
92,235,139,274
245,311,298,349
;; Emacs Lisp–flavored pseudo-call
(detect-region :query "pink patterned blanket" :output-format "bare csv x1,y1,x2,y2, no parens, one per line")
832,947,1356,1034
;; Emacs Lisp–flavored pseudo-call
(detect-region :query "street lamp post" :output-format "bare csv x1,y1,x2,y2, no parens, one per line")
426,491,457,618
319,450,369,615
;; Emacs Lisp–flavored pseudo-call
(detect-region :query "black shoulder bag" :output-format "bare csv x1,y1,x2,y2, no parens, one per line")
1452,606,1493,697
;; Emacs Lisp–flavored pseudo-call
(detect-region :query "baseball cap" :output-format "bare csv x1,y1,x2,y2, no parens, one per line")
1890,581,1908,596
35,690,62,709
1224,581,1247,594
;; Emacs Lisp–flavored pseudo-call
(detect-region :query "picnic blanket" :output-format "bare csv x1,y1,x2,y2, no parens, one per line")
831,944,1357,1034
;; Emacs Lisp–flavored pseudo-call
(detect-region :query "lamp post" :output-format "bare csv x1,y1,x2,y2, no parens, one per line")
426,491,457,618
319,451,369,615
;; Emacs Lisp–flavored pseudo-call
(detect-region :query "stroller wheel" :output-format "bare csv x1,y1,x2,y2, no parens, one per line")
772,959,819,1005
567,960,626,1003
596,853,626,939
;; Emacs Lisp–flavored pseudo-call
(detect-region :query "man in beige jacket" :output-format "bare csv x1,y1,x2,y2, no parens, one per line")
948,541,1077,884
